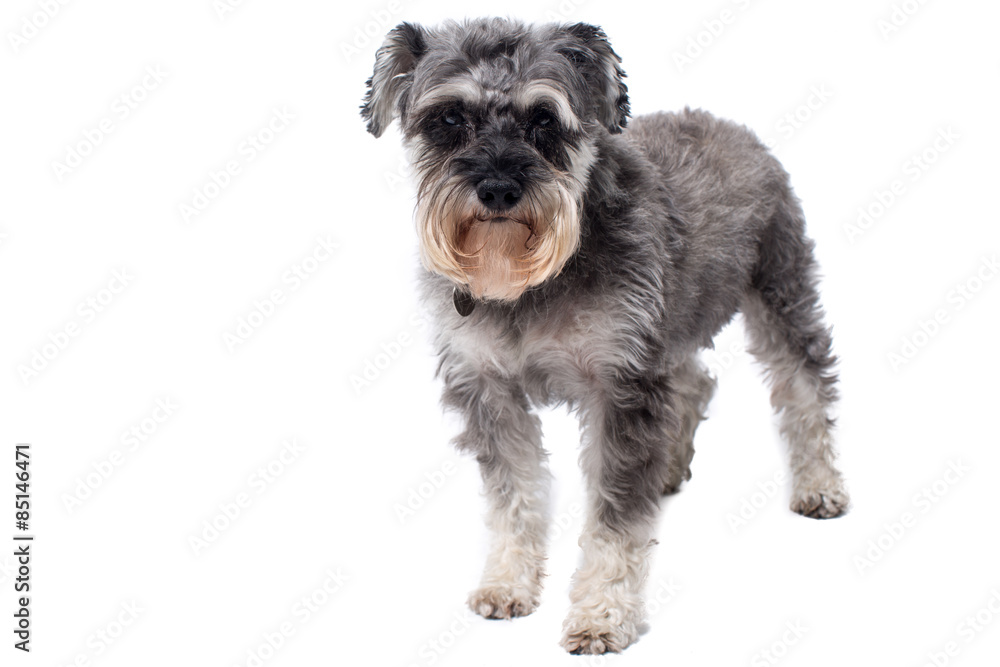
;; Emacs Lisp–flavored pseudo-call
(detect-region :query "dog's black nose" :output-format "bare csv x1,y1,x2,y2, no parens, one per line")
476,178,522,210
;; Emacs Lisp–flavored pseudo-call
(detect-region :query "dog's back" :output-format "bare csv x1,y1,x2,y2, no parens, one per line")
626,107,793,268
609,108,793,350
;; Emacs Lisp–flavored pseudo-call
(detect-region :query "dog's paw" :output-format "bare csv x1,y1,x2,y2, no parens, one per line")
468,584,538,619
560,610,638,654
561,627,628,655
791,484,850,519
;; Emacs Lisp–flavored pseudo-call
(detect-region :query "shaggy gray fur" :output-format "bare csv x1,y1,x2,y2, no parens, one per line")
361,17,848,654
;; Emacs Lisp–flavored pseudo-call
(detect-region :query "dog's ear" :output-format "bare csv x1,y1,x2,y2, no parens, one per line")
557,23,630,134
361,22,427,138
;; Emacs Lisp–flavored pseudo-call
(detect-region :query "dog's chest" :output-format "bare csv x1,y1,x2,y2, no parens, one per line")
450,307,619,401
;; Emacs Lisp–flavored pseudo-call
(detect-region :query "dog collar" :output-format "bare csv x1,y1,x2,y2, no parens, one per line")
453,288,476,316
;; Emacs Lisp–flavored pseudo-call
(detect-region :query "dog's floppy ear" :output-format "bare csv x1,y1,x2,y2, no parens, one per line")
558,23,630,134
361,22,427,137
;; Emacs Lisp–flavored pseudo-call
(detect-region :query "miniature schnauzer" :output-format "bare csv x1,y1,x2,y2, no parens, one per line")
361,18,849,654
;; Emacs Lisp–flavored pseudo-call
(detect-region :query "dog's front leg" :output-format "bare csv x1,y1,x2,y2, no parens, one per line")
444,367,550,619
561,375,675,654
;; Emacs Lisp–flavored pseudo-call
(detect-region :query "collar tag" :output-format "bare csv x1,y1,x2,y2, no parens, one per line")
453,288,476,316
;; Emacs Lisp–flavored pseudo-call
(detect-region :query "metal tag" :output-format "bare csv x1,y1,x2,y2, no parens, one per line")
453,288,476,316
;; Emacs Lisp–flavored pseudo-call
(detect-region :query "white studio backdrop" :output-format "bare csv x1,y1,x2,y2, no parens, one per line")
1,0,998,665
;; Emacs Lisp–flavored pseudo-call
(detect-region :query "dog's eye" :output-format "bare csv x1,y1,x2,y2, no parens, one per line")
442,110,465,127
532,110,555,128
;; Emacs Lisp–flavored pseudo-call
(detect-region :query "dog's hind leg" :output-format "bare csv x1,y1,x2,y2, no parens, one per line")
662,354,716,494
742,200,849,519
442,362,551,619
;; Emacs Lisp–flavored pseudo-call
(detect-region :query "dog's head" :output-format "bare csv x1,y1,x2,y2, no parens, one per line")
361,18,628,301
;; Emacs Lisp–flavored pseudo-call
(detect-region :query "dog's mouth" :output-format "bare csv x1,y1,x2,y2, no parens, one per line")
473,213,533,228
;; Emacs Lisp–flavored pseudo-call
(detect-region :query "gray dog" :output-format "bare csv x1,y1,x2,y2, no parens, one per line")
361,18,849,654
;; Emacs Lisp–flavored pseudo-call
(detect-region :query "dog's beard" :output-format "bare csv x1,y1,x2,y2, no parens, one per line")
457,217,535,301
416,174,580,302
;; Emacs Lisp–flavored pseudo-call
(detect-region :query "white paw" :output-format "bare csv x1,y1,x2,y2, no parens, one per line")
468,584,539,619
560,606,640,654
791,483,850,519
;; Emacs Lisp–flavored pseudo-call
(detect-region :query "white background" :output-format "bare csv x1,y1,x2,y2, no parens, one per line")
1,0,998,665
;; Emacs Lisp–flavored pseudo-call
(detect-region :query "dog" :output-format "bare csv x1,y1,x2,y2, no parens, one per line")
360,18,849,654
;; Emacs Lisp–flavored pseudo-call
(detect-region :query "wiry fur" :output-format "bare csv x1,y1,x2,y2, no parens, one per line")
361,17,849,654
